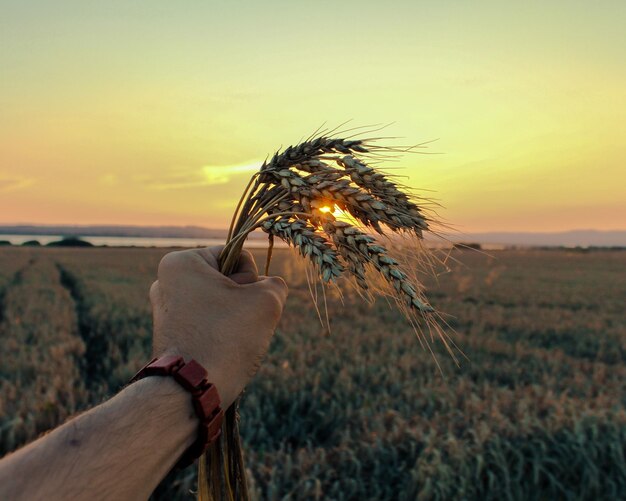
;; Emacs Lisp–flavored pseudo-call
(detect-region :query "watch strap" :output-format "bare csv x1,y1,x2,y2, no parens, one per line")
130,355,224,468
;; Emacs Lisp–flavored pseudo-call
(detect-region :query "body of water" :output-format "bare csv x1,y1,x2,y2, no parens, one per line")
0,234,284,248
0,234,512,250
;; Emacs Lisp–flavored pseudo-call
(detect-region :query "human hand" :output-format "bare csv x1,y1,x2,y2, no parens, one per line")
149,247,288,408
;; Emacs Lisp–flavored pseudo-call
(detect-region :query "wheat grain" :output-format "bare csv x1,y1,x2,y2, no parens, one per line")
320,217,434,314
337,155,430,235
261,218,343,283
266,167,420,234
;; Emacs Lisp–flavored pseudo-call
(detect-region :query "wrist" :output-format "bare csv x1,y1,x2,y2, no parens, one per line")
130,355,224,468
130,377,198,447
158,349,239,408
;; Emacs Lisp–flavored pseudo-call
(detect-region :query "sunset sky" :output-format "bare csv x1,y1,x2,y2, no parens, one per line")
1,1,624,233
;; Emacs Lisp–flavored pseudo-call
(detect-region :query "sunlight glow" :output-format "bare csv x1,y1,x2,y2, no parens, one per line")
1,2,624,231
318,205,348,220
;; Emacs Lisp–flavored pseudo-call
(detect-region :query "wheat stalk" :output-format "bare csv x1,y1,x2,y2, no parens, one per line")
201,130,446,501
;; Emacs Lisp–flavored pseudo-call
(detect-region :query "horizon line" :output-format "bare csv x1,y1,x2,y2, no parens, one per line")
1,223,626,235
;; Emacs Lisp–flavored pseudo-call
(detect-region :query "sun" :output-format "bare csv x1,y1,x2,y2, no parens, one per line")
316,204,357,223
318,205,344,218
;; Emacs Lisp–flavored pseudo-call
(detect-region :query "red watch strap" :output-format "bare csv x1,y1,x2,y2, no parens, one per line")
130,355,224,468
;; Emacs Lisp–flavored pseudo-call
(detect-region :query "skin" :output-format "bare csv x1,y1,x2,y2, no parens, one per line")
0,247,288,501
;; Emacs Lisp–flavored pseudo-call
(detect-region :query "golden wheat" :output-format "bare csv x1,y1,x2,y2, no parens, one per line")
201,130,442,501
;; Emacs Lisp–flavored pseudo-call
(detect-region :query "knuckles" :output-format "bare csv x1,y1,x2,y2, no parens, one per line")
157,250,289,321
157,250,202,278
157,251,185,276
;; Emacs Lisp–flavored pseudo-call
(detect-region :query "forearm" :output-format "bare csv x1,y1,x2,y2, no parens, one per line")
0,377,197,501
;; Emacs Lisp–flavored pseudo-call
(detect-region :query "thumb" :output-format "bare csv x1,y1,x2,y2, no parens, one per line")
248,275,289,316
258,275,289,300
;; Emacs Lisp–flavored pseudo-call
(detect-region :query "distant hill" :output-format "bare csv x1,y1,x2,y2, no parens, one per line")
443,230,626,247
0,224,232,239
1,225,624,247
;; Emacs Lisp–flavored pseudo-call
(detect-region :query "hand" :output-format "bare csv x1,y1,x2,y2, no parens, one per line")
149,246,288,408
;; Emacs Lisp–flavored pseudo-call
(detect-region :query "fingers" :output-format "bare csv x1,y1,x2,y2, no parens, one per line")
228,250,259,284
192,246,223,269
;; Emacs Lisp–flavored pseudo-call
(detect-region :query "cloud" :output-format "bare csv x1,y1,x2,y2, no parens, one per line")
0,174,35,192
145,161,260,191
98,174,119,186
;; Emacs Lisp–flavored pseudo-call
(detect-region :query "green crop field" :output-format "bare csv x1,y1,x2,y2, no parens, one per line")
0,246,625,500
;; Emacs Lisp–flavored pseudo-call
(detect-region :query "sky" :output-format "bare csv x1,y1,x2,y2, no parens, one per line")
1,1,624,233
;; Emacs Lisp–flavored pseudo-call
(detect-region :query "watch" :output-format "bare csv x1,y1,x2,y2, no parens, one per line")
130,354,224,468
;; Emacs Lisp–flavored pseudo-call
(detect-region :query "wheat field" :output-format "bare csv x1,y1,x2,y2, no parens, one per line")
0,246,624,500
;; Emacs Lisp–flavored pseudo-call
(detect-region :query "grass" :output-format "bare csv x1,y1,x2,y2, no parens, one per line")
0,246,625,499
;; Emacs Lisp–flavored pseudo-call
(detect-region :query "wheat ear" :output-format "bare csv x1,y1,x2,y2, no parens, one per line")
200,131,443,501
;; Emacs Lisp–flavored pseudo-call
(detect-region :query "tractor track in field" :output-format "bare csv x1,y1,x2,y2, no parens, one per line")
56,263,108,391
0,257,36,327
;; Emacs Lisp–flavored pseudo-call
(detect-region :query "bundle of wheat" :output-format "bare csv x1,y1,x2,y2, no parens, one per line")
200,128,448,500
